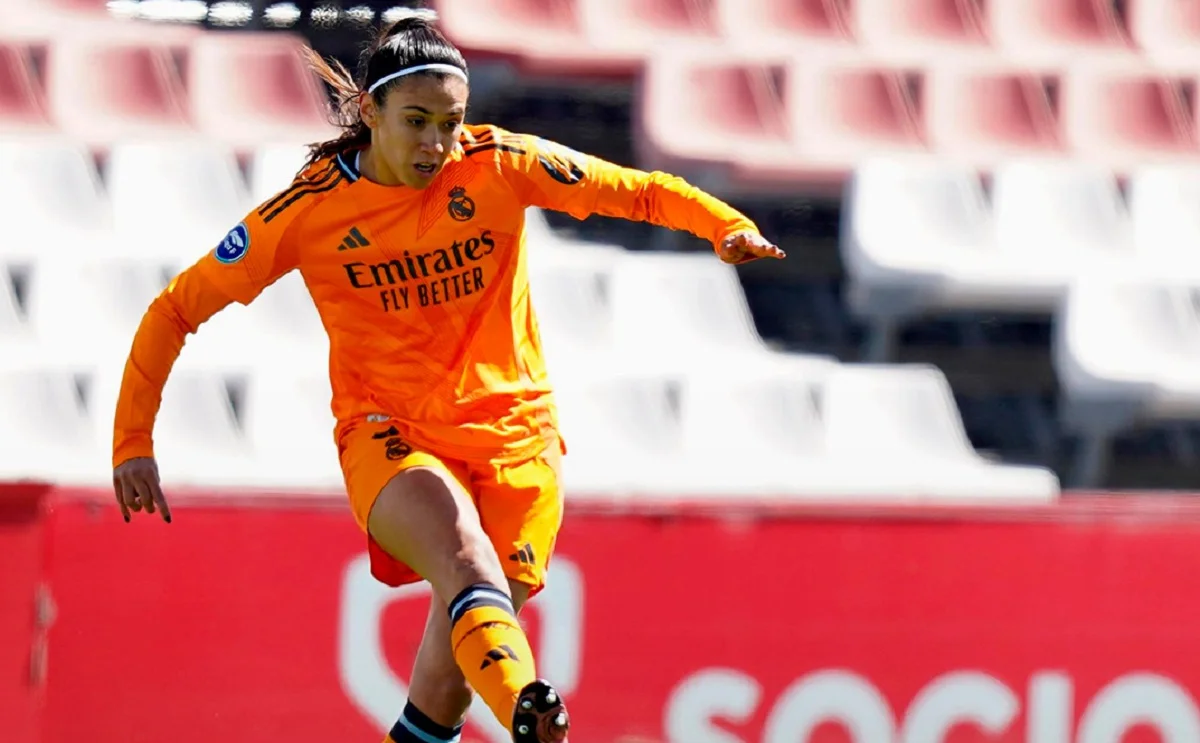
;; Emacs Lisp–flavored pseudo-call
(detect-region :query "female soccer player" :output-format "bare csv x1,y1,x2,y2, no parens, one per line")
111,9,784,743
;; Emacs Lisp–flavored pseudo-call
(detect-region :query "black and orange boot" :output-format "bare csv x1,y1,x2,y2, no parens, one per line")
512,679,569,742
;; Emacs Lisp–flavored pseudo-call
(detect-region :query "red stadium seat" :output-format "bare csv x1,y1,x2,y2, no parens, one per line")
986,0,1132,63
44,33,193,146
435,0,641,76
580,0,719,57
0,42,51,135
1060,58,1199,171
852,0,989,62
0,0,108,20
715,0,853,50
636,51,791,180
1128,0,1200,65
732,51,927,191
925,56,1064,167
188,32,338,149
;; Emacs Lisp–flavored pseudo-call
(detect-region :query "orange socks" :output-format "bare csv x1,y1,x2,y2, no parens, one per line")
447,583,537,729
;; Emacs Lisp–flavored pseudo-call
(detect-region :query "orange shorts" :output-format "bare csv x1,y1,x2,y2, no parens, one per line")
337,417,564,597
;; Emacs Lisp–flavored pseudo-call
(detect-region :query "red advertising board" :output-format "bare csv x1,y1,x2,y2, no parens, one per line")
12,489,1200,743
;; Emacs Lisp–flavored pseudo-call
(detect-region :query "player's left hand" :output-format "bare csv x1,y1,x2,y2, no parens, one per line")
718,230,786,264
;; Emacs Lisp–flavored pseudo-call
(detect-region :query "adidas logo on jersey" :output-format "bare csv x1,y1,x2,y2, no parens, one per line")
337,226,371,251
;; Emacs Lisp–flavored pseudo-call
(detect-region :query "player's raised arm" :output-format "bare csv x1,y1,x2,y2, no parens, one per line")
112,191,305,523
495,130,786,264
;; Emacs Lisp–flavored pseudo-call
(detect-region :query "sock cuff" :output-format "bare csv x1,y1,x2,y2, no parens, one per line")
447,583,514,625
389,701,463,743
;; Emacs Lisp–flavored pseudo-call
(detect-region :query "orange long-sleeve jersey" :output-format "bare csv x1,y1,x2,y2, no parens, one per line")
113,124,761,468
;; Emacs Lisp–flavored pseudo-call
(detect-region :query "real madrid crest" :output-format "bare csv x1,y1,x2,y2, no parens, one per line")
447,186,475,222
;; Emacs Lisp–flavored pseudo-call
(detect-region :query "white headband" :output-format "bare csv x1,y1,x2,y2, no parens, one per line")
367,64,468,94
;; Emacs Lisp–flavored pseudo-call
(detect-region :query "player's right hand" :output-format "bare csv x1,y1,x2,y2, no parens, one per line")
113,457,171,524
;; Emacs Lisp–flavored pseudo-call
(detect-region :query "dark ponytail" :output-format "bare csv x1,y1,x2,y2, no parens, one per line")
301,9,469,168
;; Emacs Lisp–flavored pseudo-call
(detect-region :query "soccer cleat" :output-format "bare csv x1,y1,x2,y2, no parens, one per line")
512,679,569,742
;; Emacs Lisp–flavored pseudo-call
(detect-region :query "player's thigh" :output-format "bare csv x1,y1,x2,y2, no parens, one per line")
474,445,565,599
339,420,506,602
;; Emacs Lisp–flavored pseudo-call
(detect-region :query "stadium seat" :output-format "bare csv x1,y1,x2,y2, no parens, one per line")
924,57,1065,166
105,140,251,260
175,272,328,373
0,264,35,361
1128,0,1200,65
1060,58,1199,171
579,0,719,58
248,143,311,205
840,157,1005,359
434,0,629,76
527,251,618,378
44,33,193,146
713,0,853,50
522,207,627,257
24,257,173,367
607,251,770,371
90,367,258,487
0,42,52,135
241,369,343,490
822,364,1060,500
740,50,927,189
678,356,849,497
636,51,791,180
1127,165,1200,277
0,138,114,261
0,368,107,485
554,371,695,497
850,0,988,63
991,158,1134,292
188,32,338,150
985,0,1132,63
1055,274,1200,487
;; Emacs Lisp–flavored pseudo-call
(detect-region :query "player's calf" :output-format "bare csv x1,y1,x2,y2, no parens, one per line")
513,679,569,743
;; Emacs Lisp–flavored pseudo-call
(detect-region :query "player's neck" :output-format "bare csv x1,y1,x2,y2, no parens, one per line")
358,146,404,187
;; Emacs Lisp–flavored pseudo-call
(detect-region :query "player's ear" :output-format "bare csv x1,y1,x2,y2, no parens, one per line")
359,91,379,130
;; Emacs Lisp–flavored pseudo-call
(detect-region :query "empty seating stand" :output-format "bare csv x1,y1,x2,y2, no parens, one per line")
1055,274,1200,487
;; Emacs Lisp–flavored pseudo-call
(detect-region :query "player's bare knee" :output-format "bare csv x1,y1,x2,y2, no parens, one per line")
440,529,508,601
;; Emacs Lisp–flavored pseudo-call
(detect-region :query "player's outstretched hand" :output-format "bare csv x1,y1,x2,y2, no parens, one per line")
718,230,787,264
113,457,171,524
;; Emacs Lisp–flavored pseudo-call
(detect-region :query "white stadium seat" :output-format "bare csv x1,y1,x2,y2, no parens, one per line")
24,257,173,367
678,357,846,498
106,140,251,260
844,157,1140,362
248,143,310,205
241,369,343,490
0,137,114,261
527,250,618,379
992,159,1134,281
175,271,328,373
1127,165,1200,277
554,371,694,498
0,368,107,485
91,367,258,488
607,251,769,371
841,156,997,359
1055,274,1200,487
821,364,1060,501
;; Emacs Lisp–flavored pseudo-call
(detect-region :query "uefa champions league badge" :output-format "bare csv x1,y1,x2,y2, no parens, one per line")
215,222,250,264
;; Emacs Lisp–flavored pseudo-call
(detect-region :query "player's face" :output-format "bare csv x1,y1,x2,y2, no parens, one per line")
364,75,468,189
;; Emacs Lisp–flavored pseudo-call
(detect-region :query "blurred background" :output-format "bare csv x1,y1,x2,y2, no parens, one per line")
6,1,1200,742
